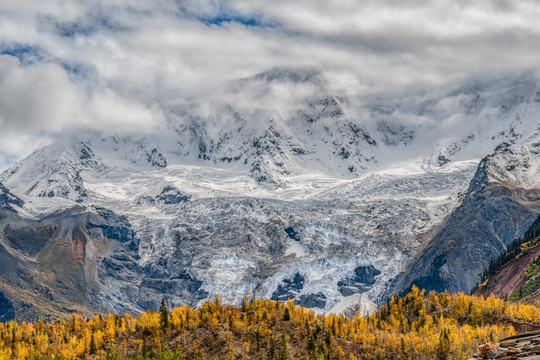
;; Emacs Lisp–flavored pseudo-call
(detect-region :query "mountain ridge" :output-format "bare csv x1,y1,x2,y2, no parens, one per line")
1,70,540,320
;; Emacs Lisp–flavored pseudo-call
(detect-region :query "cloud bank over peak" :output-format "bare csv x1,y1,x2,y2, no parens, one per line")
0,0,539,169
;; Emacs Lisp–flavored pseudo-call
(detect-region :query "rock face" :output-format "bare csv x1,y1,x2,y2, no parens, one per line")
475,244,540,300
338,265,381,296
0,200,129,320
471,332,540,360
0,291,14,322
2,72,540,320
0,182,23,212
472,217,540,302
393,141,540,296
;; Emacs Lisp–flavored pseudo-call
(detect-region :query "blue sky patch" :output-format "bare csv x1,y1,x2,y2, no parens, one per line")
56,21,97,37
60,62,86,76
54,11,127,38
0,44,45,66
199,12,273,28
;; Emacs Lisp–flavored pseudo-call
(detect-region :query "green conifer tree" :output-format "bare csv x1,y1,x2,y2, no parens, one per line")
279,332,288,360
90,333,96,355
160,298,169,330
269,336,277,360
283,307,291,321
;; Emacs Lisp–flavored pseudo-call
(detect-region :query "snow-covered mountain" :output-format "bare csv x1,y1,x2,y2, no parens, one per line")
1,69,540,320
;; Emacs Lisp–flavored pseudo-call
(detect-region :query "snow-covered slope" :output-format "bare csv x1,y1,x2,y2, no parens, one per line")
2,70,540,320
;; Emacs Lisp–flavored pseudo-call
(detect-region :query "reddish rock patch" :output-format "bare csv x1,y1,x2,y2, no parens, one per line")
475,245,540,299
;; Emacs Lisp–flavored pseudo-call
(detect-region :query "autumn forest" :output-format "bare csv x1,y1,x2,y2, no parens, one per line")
1,286,540,360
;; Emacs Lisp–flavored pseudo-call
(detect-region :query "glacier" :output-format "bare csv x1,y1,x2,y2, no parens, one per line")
1,69,540,320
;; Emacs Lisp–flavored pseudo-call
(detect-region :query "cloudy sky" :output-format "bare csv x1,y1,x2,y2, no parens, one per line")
0,0,539,169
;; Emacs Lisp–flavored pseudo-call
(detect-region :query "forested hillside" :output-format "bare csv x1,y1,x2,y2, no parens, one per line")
474,216,540,302
1,288,539,360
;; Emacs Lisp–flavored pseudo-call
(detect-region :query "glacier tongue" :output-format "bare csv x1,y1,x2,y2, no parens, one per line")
0,132,477,316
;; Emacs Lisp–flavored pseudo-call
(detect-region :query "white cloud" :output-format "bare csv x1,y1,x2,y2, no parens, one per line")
84,89,166,133
0,0,540,170
0,55,81,132
0,133,56,172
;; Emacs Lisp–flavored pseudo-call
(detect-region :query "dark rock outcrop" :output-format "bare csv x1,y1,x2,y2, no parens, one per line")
272,273,305,302
0,291,14,322
338,265,381,296
0,182,23,211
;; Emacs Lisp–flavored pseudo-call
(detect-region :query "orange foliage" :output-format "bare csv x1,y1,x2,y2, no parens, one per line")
1,287,539,359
